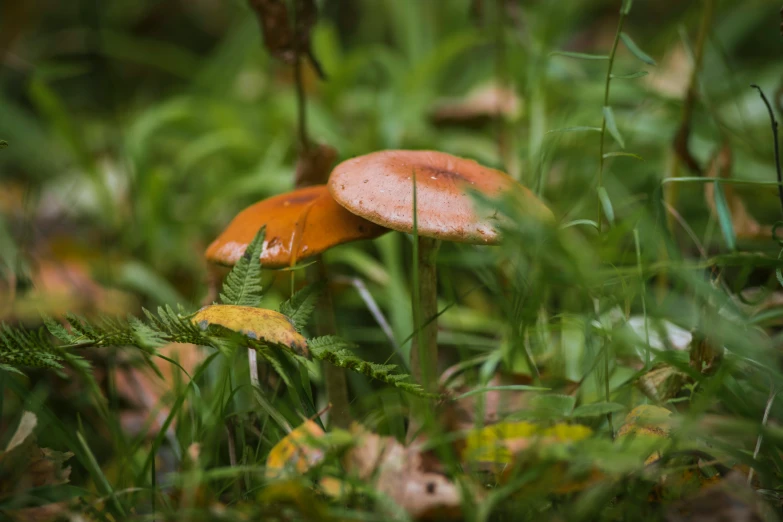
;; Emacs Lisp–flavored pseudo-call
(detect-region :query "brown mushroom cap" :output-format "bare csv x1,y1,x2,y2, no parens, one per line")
328,150,552,244
206,185,387,268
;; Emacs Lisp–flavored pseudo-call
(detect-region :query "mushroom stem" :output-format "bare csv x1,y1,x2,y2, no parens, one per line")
410,237,441,389
309,257,351,429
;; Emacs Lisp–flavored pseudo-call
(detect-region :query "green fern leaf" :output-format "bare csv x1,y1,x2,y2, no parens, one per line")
0,363,24,375
255,344,293,389
129,316,166,352
0,324,63,369
65,313,98,341
219,227,266,307
279,281,323,332
43,315,77,343
308,335,436,398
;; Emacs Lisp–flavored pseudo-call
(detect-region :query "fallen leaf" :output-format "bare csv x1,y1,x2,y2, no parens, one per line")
0,412,73,522
638,364,688,402
344,425,471,520
618,405,672,465
247,0,325,78
461,421,593,466
618,405,672,439
192,304,308,356
265,419,326,480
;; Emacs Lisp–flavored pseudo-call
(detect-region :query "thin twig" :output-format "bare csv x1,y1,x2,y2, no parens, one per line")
750,84,783,215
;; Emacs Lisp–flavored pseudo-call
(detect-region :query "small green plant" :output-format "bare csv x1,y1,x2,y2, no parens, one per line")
0,228,427,398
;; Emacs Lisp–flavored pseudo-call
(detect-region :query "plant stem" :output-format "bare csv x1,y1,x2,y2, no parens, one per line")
292,2,309,153
597,8,626,235
310,257,351,428
597,1,628,436
410,236,441,389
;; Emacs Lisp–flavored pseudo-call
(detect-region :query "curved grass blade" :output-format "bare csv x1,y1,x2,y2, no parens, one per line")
619,32,656,66
602,106,625,149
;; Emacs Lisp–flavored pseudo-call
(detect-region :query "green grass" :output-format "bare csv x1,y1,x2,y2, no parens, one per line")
1,0,782,520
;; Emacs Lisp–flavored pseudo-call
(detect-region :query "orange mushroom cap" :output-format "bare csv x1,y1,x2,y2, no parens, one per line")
328,150,552,244
206,185,388,268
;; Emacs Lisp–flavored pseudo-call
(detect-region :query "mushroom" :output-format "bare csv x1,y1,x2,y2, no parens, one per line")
206,185,387,428
206,185,386,268
328,150,552,390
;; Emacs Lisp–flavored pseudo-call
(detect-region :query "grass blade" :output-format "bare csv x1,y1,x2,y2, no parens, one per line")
610,71,648,80
597,186,615,225
549,51,609,60
546,126,602,135
713,181,736,251
602,106,625,149
620,32,656,66
603,152,643,161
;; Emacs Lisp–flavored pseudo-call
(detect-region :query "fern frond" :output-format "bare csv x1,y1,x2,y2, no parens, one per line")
128,316,167,352
144,306,213,347
43,315,77,343
279,281,323,332
0,324,63,370
254,344,293,389
62,314,136,347
219,227,266,307
308,336,436,398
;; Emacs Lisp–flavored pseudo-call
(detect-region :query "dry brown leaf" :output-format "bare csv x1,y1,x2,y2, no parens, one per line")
704,145,772,240
247,0,324,78
265,419,325,480
0,412,73,522
638,364,688,402
344,425,470,520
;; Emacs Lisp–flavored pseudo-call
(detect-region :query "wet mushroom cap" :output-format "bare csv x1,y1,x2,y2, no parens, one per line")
328,150,552,244
206,185,388,268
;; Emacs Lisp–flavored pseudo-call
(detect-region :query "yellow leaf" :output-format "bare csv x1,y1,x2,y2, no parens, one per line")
462,421,593,464
617,405,672,438
265,420,325,480
618,405,673,465
192,305,307,355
